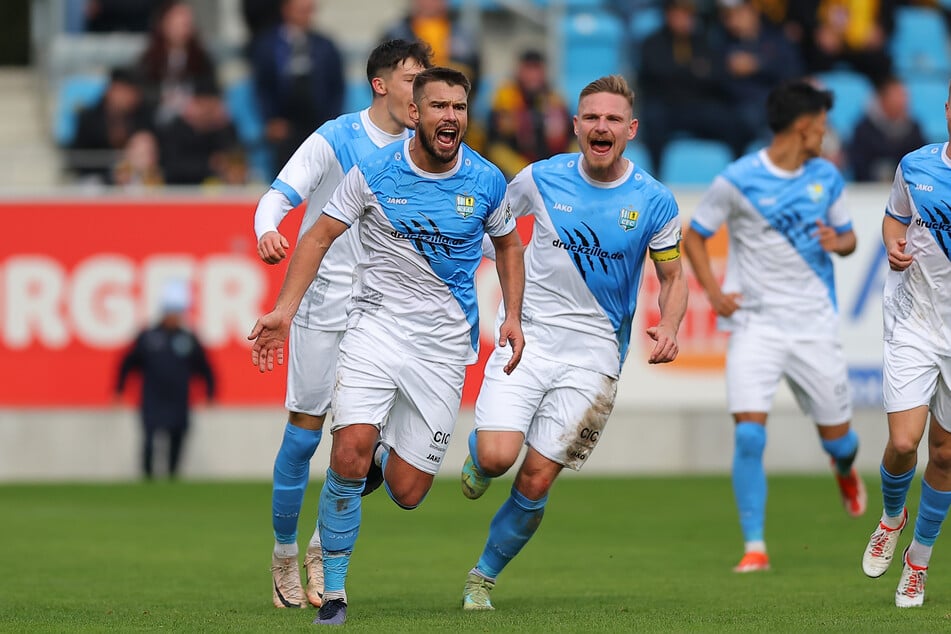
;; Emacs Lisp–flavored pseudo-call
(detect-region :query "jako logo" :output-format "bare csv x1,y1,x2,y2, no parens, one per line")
553,202,573,212
915,183,934,192
387,197,408,204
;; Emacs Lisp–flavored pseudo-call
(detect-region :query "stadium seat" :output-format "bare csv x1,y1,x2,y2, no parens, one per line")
890,6,951,77
559,10,624,112
815,70,873,141
905,76,950,143
344,80,372,114
224,76,273,182
623,142,652,175
659,138,732,185
54,74,108,146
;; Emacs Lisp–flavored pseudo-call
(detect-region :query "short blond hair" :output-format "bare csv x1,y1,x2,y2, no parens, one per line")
578,75,635,112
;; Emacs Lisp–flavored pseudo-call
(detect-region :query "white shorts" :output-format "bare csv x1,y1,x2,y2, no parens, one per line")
883,324,951,430
285,324,344,417
331,321,466,475
474,346,617,471
726,325,853,425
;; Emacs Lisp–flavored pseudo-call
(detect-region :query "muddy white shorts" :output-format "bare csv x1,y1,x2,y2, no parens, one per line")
474,346,617,470
883,322,951,429
330,321,466,475
726,324,853,425
285,323,345,417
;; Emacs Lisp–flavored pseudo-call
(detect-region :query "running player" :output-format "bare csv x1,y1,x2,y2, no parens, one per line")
249,66,525,626
861,80,951,608
458,74,688,611
253,39,431,610
683,79,865,574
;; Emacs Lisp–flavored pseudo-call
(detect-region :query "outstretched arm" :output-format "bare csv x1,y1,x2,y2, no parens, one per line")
489,230,525,374
248,214,349,372
646,256,687,364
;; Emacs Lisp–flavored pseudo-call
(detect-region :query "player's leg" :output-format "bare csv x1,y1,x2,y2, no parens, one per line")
865,336,937,580
463,347,545,499
167,426,186,479
897,380,951,607
726,327,784,572
271,327,341,608
786,337,865,517
141,424,156,480
464,366,616,610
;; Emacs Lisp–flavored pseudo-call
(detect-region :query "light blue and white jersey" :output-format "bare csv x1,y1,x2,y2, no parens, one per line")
884,142,951,347
690,149,850,338
253,109,407,331
323,139,513,364
501,154,681,377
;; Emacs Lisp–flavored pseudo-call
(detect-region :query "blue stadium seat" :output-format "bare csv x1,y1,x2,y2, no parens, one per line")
905,76,950,143
224,76,273,182
890,6,951,77
559,10,624,112
54,74,108,146
623,142,652,175
815,70,873,141
660,138,732,185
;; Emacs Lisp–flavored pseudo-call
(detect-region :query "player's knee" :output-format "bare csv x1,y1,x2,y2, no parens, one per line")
928,441,951,472
735,422,766,458
890,433,921,458
386,481,429,510
478,450,517,477
288,411,325,430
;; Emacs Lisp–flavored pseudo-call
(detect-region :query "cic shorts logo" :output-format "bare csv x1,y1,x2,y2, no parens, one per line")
619,207,639,231
456,194,475,219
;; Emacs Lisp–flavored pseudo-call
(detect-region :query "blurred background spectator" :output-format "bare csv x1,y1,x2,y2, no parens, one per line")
112,129,164,187
847,73,927,182
486,49,573,180
241,0,283,54
67,65,154,184
115,279,216,481
138,0,217,126
249,0,344,171
83,0,163,33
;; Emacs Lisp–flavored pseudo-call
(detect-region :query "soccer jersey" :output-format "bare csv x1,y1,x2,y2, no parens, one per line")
690,149,851,338
883,142,951,348
323,139,513,364
253,109,407,331
500,154,681,377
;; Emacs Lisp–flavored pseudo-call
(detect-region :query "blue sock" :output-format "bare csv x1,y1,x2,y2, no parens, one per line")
820,429,858,475
732,422,767,544
272,423,322,543
468,429,484,473
475,487,547,579
318,468,364,594
914,479,951,546
881,464,915,518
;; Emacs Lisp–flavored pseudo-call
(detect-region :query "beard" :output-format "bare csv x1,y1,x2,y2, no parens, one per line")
416,122,462,165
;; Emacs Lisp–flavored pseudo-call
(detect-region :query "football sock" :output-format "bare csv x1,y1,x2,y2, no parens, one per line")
307,526,321,550
318,468,364,601
475,486,547,579
881,464,915,519
272,423,322,544
468,429,485,474
732,422,767,544
820,429,858,475
912,478,951,554
274,542,297,558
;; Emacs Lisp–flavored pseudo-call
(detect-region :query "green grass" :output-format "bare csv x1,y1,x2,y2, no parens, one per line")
2,476,951,632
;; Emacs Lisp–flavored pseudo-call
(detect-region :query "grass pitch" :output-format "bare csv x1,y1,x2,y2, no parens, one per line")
2,475,950,632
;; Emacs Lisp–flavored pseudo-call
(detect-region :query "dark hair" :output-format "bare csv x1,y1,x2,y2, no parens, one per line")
139,0,213,84
412,66,471,102
579,74,635,111
366,39,433,83
766,79,834,133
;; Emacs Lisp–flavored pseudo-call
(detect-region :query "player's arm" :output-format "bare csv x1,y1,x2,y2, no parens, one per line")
883,164,913,272
647,238,687,365
682,225,740,318
490,229,525,374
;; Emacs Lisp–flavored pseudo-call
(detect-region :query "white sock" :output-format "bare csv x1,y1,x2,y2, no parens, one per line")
907,540,932,568
744,540,767,554
274,541,298,559
881,510,904,530
308,528,321,550
373,443,387,467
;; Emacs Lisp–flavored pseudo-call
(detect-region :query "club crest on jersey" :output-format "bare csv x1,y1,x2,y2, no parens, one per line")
456,194,475,219
807,183,824,203
619,207,639,231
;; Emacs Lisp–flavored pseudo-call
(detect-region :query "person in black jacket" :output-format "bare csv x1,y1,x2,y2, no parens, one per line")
116,280,216,479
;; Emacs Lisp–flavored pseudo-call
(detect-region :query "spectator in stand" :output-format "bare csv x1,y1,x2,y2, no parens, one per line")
84,0,162,32
137,0,217,126
379,0,484,150
638,0,756,172
113,130,164,187
156,77,246,185
716,0,802,144
116,279,215,480
249,0,345,173
847,74,927,183
795,0,899,82
241,0,283,52
68,66,154,184
485,49,573,180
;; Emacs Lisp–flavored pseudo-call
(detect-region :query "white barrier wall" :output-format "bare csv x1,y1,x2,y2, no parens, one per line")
0,184,910,481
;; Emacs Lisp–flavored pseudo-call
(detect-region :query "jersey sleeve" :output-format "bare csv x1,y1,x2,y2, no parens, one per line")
648,192,683,262
484,169,516,237
826,172,852,233
885,164,913,225
500,165,537,220
322,165,371,227
689,176,734,237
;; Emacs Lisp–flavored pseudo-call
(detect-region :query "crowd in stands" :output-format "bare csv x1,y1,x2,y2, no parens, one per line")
58,0,949,188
